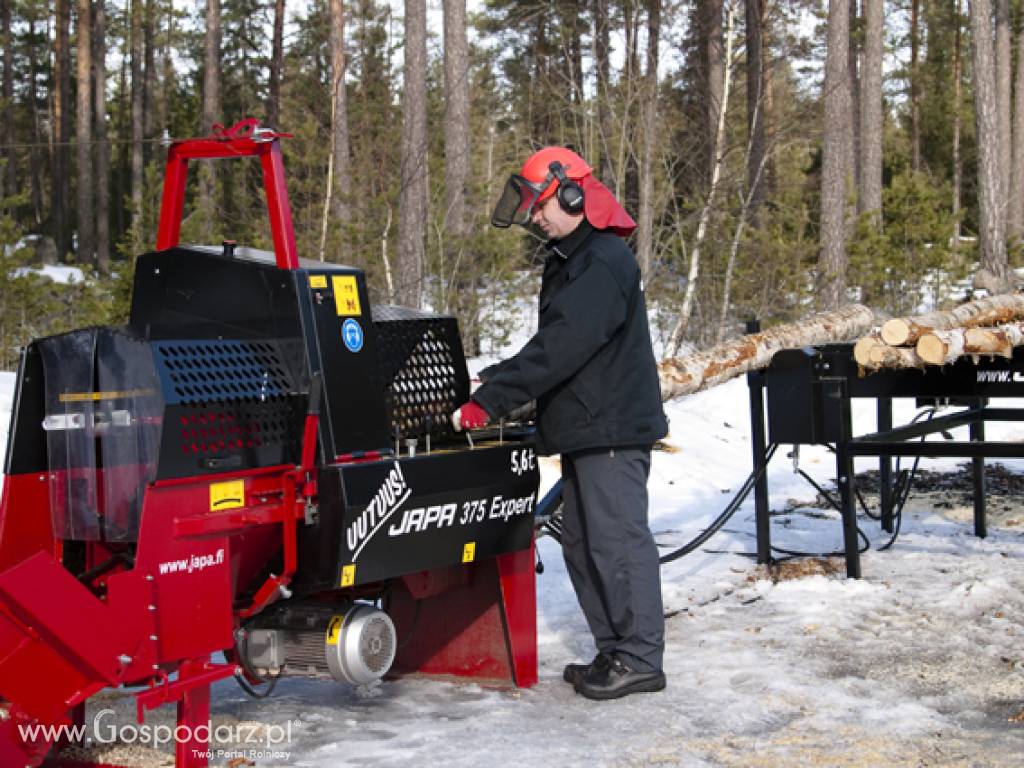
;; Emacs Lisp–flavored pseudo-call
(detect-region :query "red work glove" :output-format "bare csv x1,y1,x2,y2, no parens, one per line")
452,400,490,431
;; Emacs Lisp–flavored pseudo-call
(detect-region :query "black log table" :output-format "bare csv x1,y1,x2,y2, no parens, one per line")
749,342,1024,578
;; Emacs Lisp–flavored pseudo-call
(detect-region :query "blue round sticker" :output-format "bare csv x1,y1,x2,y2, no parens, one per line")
342,318,364,352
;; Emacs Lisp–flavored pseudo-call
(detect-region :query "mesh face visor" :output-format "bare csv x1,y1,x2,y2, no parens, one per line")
491,174,549,228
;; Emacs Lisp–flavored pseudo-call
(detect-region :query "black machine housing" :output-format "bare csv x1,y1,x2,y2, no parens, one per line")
10,244,538,591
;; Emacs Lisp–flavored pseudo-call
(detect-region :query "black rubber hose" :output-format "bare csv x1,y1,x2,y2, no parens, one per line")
234,647,281,700
658,444,779,564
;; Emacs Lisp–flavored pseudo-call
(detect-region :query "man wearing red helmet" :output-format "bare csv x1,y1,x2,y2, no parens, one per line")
452,147,669,700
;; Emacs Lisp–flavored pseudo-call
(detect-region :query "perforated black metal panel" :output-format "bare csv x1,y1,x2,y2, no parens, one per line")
152,339,303,478
174,401,294,458
153,340,293,404
371,306,469,439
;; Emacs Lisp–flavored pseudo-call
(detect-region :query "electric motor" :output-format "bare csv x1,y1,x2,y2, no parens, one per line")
240,602,397,686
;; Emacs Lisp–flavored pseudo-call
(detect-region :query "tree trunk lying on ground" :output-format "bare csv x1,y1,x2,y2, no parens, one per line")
916,321,1024,365
879,293,1024,346
658,303,875,399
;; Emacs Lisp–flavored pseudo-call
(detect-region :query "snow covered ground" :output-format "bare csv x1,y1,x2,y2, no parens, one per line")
10,264,86,284
3,356,1024,766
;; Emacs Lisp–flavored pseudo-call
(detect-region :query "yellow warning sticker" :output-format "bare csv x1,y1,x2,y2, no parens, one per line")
462,542,476,563
332,275,362,316
59,388,156,402
326,615,343,646
309,274,328,289
209,479,244,511
340,564,356,587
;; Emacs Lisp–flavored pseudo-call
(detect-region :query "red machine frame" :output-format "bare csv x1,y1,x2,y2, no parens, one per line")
0,120,537,768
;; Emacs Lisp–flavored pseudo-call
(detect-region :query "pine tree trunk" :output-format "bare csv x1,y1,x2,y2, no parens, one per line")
995,0,1011,219
970,0,1012,291
328,0,352,227
530,14,550,144
744,0,768,218
858,0,883,224
621,1,641,212
53,0,72,258
565,1,584,107
268,0,285,128
819,0,853,309
93,0,109,273
397,0,427,308
1009,11,1024,239
593,0,614,186
115,47,128,242
911,0,921,172
130,0,144,228
443,0,469,241
953,0,963,244
76,0,94,266
0,0,13,210
636,0,660,280
201,0,221,133
144,0,156,146
198,0,221,242
442,0,472,344
26,14,43,223
157,0,173,141
848,0,860,190
702,0,725,181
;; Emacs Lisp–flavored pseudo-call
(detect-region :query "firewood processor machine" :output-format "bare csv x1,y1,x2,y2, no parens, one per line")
0,120,542,767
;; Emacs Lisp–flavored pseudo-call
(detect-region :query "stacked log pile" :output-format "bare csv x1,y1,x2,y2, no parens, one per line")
656,294,1024,401
852,294,1024,370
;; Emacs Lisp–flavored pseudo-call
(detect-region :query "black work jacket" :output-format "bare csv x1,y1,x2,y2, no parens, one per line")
473,221,668,456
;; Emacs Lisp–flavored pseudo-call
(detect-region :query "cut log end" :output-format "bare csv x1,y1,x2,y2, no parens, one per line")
916,334,948,366
880,318,911,346
853,335,882,367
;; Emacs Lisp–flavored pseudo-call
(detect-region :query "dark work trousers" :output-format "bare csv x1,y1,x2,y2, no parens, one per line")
560,446,665,673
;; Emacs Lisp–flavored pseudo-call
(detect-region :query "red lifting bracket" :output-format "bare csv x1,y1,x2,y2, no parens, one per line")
238,373,322,619
155,117,300,270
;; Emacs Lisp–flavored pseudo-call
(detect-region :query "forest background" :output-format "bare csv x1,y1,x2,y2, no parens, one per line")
0,0,1018,369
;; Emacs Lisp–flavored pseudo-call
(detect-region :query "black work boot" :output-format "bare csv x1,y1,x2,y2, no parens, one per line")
575,655,666,700
562,651,612,687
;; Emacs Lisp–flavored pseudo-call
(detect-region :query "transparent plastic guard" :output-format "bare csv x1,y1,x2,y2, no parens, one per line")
39,328,163,541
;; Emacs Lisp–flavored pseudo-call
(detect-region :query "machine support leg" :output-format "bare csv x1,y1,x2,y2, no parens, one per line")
877,398,894,533
496,542,538,688
175,660,212,768
57,704,86,750
825,379,861,578
747,369,771,564
971,402,987,539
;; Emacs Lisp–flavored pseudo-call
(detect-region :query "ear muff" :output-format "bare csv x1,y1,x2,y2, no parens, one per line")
548,161,585,215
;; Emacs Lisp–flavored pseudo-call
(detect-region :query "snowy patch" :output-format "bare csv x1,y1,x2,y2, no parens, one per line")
10,264,86,285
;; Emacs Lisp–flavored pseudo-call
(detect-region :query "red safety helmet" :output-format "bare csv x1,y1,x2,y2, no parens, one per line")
491,147,591,228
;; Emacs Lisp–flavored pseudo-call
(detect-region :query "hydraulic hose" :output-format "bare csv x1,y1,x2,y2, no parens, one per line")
657,443,779,564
